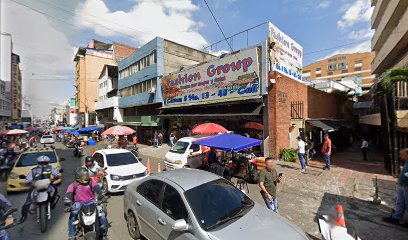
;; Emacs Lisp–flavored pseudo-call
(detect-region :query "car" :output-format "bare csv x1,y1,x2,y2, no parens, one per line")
40,135,55,144
7,146,64,193
123,169,308,240
93,149,148,193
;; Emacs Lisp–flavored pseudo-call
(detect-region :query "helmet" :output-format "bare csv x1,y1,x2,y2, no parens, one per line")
37,155,51,164
84,156,95,167
75,167,90,184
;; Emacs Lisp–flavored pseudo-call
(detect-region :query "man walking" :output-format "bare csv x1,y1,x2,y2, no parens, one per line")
321,134,332,170
259,158,282,213
383,149,408,227
153,130,158,148
297,136,306,172
361,138,368,161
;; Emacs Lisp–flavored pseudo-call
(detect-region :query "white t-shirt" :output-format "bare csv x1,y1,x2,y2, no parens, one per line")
361,140,368,148
298,140,306,154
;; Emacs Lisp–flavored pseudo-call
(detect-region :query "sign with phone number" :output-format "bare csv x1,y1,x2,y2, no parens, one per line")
162,48,261,107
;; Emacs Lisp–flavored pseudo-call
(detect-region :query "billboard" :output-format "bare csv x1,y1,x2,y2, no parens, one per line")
268,22,303,81
162,48,261,107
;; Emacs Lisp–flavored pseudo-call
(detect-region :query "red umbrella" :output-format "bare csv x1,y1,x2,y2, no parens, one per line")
0,130,9,136
101,125,135,136
27,126,38,131
192,123,228,135
244,122,264,130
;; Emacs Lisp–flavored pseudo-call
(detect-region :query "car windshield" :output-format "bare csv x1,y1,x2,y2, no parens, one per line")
16,152,58,167
169,141,190,154
106,152,139,166
185,179,254,231
42,135,52,139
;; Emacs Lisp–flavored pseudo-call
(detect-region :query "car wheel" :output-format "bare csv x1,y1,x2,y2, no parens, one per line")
127,211,141,239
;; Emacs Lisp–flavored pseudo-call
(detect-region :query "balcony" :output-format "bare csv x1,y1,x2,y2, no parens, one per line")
95,97,118,110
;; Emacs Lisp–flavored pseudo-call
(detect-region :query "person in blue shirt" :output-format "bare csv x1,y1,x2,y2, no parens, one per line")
20,155,60,222
383,149,408,227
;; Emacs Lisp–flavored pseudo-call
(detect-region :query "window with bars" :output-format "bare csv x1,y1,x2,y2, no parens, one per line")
291,101,304,119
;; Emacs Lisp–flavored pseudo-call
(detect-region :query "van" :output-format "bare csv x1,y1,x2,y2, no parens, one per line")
164,136,210,169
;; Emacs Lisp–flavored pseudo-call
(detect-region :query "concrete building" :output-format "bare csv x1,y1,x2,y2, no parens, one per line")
0,80,11,122
118,37,213,143
95,64,122,124
0,33,12,83
74,39,137,127
10,53,22,121
302,52,375,95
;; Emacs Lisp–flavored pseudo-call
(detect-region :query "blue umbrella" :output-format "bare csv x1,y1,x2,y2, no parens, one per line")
78,126,102,133
70,131,80,136
193,133,261,152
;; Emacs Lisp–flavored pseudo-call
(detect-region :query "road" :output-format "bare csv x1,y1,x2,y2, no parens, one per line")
0,143,160,240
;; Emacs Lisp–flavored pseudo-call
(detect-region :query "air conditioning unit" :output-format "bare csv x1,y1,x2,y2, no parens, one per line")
148,87,156,94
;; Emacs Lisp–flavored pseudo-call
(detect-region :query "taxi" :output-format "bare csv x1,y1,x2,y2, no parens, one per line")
7,145,64,193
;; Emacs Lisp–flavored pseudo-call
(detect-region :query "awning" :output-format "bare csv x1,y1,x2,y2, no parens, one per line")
306,120,337,131
158,102,263,117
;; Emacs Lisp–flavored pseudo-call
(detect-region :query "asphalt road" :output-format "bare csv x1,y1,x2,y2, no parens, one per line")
0,142,150,240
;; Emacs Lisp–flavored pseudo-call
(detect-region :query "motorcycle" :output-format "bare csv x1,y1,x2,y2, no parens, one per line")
0,207,19,234
31,178,59,233
0,154,16,181
74,145,83,158
66,199,108,240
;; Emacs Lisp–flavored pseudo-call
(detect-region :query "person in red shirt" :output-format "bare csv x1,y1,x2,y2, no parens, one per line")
321,134,332,170
132,135,138,147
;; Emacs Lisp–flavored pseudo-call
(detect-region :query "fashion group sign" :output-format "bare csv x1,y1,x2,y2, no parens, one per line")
162,48,261,107
268,22,303,81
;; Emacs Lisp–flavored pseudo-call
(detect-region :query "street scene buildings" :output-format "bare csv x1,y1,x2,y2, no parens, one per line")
1,0,408,240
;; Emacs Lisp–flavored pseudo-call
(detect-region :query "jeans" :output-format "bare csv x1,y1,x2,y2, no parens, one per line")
68,201,107,238
170,137,174,147
324,154,331,169
0,230,8,240
154,139,158,147
362,147,368,161
262,194,278,213
391,186,408,220
298,153,306,170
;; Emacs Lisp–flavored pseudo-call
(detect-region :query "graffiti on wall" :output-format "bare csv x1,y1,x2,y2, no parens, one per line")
162,48,261,107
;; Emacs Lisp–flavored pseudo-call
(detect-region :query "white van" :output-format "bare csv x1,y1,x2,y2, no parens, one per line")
164,136,210,169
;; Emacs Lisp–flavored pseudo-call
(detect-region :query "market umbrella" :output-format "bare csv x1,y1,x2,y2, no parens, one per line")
0,130,9,136
26,126,39,132
70,131,80,136
78,126,102,133
192,123,228,135
244,122,264,130
6,129,28,135
63,127,75,130
193,133,261,152
101,125,135,136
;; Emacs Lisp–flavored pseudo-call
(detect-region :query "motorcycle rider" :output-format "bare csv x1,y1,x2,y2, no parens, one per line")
0,194,14,240
82,156,106,179
20,155,60,222
64,167,108,240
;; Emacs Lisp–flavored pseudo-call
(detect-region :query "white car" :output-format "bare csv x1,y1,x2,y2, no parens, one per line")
93,149,148,193
40,135,55,144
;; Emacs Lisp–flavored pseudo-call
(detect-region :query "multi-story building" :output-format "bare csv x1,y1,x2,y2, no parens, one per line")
74,39,137,127
0,33,13,123
302,52,375,95
0,80,11,123
11,53,22,121
117,37,213,143
357,0,408,174
95,64,121,124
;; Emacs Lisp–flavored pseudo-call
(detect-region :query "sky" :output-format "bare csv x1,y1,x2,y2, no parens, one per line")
1,0,374,118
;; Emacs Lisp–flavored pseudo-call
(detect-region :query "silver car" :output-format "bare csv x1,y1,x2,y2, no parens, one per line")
124,169,308,240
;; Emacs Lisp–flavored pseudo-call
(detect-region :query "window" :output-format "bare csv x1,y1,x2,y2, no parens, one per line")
16,152,57,167
328,58,337,62
354,67,362,71
316,74,322,78
341,70,348,73
169,141,190,154
137,180,164,207
161,184,188,221
93,153,105,168
337,62,347,70
328,64,337,71
328,72,333,75
106,152,139,166
191,144,200,153
355,60,362,64
316,67,321,71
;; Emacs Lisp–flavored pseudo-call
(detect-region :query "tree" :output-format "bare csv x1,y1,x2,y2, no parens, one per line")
378,67,408,175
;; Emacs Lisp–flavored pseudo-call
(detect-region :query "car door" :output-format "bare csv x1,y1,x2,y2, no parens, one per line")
156,183,197,240
135,179,164,240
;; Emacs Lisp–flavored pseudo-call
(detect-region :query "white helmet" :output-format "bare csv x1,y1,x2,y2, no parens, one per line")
37,155,51,164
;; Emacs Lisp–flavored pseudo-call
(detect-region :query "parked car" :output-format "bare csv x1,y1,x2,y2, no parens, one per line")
7,146,64,193
93,149,148,193
123,169,308,240
164,135,211,169
40,135,55,144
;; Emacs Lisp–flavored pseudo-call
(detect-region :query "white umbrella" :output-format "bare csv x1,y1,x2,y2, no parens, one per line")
7,129,28,135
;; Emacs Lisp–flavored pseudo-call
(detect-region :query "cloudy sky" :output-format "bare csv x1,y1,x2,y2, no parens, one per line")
1,0,373,118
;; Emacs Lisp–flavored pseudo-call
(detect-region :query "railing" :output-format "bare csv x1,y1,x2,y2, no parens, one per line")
395,97,408,110
291,101,304,119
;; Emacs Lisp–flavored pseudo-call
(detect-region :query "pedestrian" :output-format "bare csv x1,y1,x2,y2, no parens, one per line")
153,130,158,148
304,136,314,165
321,133,332,170
169,132,175,147
132,134,138,147
297,136,306,172
158,131,163,147
259,158,282,213
383,148,408,227
361,137,368,161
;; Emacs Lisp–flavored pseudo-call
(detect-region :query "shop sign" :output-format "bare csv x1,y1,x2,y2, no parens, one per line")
162,48,260,107
268,22,303,81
